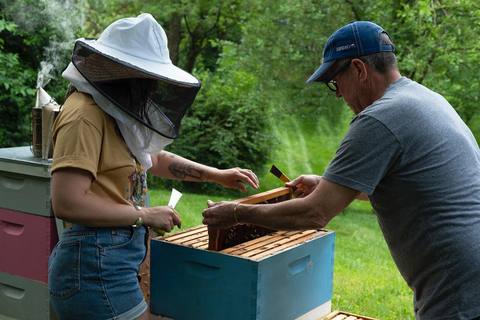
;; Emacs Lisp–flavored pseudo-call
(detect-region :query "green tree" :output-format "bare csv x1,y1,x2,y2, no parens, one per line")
226,0,480,138
0,0,84,147
0,16,37,147
344,0,480,135
83,0,247,72
2,0,480,178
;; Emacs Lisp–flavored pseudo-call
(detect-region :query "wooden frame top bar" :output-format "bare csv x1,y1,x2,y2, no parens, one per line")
233,186,291,204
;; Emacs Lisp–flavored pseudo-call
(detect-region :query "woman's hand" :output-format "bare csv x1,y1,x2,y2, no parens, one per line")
286,175,322,198
142,206,181,232
212,167,259,192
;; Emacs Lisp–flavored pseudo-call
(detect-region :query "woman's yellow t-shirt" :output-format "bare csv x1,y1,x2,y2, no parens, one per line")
51,91,146,207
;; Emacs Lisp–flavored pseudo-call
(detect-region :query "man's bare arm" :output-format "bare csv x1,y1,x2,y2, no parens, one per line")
203,178,360,230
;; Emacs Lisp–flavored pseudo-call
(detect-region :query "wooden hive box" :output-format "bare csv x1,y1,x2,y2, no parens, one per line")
150,187,336,320
322,310,377,320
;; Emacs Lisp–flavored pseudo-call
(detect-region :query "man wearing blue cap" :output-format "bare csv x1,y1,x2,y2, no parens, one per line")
204,21,480,319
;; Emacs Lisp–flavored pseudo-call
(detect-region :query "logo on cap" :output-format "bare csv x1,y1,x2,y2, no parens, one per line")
336,43,356,52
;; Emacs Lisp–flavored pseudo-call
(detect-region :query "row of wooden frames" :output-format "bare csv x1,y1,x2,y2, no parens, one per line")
162,224,327,261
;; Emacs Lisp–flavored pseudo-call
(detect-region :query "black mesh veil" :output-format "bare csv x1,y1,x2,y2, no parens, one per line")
72,41,200,139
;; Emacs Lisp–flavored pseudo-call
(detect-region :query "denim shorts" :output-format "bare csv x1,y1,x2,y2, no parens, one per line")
48,224,148,320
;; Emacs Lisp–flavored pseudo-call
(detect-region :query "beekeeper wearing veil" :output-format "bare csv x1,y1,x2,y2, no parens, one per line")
48,13,259,319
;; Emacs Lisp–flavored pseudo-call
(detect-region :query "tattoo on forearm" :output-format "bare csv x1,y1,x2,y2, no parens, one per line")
169,163,204,181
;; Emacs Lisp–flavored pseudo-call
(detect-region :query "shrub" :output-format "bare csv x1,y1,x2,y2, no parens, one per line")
151,43,272,194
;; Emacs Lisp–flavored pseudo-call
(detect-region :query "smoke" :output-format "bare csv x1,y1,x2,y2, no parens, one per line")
2,0,86,88
36,0,86,89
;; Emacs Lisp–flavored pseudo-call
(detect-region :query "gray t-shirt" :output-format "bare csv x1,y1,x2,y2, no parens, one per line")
324,77,480,319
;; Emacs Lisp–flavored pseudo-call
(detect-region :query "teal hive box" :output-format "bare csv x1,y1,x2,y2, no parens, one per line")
0,272,56,320
0,146,52,217
150,225,335,320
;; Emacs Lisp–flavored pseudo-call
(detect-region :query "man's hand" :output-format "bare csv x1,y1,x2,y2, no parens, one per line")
143,206,181,232
212,167,259,192
202,200,238,229
286,175,322,198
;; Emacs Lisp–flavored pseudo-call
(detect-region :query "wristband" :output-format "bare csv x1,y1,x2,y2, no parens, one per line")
132,216,144,227
233,203,240,224
132,205,144,227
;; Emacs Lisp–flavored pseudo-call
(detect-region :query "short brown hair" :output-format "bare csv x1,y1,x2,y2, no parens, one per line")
358,33,397,73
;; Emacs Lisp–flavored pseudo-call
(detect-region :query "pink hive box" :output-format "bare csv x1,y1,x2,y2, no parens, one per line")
0,207,58,283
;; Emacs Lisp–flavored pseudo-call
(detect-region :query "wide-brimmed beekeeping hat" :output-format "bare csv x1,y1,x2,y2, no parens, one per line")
72,13,201,139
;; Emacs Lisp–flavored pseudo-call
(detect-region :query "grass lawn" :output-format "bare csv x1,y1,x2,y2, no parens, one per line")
328,201,413,319
149,188,413,320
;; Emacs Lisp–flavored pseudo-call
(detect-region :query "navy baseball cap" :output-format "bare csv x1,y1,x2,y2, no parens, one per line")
306,21,395,83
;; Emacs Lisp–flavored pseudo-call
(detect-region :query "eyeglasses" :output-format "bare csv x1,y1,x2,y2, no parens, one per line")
325,60,352,93
326,80,338,92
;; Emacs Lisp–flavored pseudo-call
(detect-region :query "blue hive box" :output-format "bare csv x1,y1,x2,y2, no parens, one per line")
150,226,335,320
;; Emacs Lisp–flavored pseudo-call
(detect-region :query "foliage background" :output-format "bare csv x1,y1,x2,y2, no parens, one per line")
2,0,479,172
1,1,480,318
